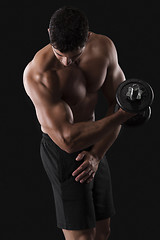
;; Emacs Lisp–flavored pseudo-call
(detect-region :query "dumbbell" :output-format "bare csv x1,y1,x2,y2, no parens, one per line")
115,79,154,126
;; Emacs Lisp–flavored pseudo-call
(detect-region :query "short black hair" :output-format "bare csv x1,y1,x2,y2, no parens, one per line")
49,6,89,52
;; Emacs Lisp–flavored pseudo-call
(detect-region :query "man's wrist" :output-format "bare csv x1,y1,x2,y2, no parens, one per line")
117,108,136,123
90,149,103,162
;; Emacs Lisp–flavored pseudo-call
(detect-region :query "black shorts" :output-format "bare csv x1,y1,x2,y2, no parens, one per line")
40,132,116,230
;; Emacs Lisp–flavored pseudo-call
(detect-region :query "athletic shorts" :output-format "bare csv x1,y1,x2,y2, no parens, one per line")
40,132,116,230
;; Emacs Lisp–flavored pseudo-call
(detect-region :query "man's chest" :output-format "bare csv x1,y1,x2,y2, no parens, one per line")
56,59,108,106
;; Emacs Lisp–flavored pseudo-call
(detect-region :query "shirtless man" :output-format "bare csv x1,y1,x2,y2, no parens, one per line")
23,6,133,240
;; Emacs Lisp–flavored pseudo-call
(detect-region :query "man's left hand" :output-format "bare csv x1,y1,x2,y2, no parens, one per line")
72,151,100,184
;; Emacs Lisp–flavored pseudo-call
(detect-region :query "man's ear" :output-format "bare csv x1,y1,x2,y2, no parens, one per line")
87,32,91,42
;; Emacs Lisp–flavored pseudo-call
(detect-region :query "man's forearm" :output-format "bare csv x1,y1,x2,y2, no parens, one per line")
90,125,121,160
89,102,122,160
62,110,130,153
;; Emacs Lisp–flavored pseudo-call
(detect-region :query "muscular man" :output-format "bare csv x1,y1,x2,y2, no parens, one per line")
23,6,133,240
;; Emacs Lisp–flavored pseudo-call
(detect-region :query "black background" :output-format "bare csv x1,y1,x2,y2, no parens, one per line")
1,0,159,239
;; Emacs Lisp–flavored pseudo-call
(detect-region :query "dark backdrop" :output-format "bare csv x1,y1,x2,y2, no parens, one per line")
1,0,159,239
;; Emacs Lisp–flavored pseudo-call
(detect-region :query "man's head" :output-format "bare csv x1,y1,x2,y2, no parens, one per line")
48,6,89,54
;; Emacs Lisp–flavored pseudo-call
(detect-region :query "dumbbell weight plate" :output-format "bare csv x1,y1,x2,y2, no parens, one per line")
116,79,154,113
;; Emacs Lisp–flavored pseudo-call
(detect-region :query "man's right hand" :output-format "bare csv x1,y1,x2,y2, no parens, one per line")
72,151,100,184
117,108,137,123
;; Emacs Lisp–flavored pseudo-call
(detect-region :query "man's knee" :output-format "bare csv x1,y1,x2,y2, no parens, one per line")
104,225,111,238
62,227,96,240
98,228,111,240
95,227,110,240
105,227,111,239
81,228,96,240
95,218,111,240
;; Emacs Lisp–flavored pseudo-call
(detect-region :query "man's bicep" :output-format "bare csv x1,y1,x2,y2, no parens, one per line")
102,65,125,103
101,65,125,116
36,98,73,131
24,77,74,144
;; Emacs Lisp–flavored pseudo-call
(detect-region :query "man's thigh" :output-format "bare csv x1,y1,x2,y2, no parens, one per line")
40,133,96,230
93,155,116,220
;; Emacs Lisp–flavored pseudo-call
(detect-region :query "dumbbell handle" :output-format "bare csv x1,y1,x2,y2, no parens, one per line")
126,84,143,101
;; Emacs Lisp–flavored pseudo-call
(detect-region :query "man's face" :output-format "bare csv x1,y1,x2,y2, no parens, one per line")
52,46,85,66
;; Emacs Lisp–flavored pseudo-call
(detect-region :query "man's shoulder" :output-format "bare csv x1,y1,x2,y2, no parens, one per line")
24,44,55,82
32,44,55,72
23,48,58,97
89,32,115,57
